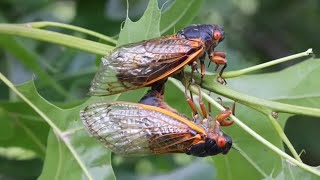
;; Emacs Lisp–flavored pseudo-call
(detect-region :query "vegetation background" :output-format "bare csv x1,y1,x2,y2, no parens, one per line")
0,0,319,179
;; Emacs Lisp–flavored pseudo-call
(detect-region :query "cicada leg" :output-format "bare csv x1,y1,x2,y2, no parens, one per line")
209,50,227,85
190,61,198,84
200,58,206,85
184,82,200,124
185,82,209,127
207,91,213,117
215,97,235,127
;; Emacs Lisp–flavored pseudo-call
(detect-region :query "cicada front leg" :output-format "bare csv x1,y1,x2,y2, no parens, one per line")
215,97,235,127
189,61,198,84
208,49,227,85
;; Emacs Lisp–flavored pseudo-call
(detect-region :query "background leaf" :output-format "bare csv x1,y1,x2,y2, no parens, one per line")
160,0,205,35
0,102,48,158
117,0,161,46
15,81,117,180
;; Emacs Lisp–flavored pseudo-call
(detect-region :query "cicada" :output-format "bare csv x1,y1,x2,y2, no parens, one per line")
80,87,232,157
89,24,227,96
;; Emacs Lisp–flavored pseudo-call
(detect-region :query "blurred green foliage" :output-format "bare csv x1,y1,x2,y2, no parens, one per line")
0,0,319,179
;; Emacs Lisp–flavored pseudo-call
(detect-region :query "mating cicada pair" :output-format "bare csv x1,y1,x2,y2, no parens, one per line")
80,24,234,157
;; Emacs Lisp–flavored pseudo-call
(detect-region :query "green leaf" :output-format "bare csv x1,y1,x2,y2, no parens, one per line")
160,0,205,35
266,160,320,180
0,102,48,158
212,108,281,179
227,58,320,105
117,0,161,46
210,59,320,179
13,81,117,180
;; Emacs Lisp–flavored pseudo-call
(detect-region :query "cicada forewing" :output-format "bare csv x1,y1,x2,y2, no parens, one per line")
80,102,205,155
89,36,204,96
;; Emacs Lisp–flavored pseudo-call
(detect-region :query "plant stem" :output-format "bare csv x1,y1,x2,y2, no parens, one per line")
267,114,302,162
232,144,268,177
198,77,320,118
168,78,320,176
240,103,302,163
223,49,313,78
0,73,93,180
27,21,117,44
0,24,113,56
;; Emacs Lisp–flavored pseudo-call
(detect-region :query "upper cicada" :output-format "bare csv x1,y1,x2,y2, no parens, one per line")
80,87,232,157
89,24,227,96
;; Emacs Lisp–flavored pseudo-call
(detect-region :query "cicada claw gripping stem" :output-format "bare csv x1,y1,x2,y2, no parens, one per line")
185,83,235,127
209,51,227,85
183,82,232,152
216,97,235,126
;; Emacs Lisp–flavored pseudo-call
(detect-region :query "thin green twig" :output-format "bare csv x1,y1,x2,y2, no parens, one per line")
223,49,313,78
199,78,320,118
0,24,113,56
27,21,117,44
238,103,302,162
267,114,302,162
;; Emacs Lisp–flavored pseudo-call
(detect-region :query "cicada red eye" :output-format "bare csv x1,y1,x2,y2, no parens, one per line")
217,136,227,148
213,30,221,41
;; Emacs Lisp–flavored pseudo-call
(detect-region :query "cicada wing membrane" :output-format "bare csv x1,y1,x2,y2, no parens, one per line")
80,102,202,155
149,133,202,154
89,37,204,96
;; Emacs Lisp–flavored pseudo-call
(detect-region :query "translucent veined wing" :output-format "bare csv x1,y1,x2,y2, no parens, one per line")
89,36,204,96
80,102,204,155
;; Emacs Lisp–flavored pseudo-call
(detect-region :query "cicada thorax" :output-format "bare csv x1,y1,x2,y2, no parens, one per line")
177,24,224,45
176,24,227,82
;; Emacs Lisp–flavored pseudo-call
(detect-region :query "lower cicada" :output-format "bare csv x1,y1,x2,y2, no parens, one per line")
81,86,232,157
89,24,227,96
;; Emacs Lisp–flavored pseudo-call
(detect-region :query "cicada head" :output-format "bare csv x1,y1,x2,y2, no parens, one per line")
216,133,232,154
211,24,225,43
186,117,232,157
176,24,225,48
186,134,232,157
